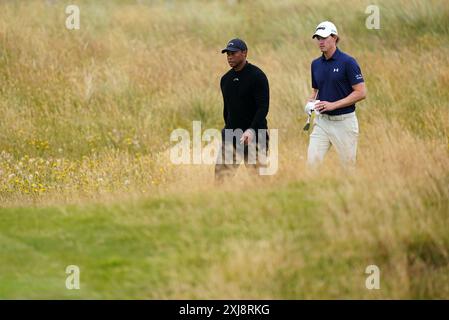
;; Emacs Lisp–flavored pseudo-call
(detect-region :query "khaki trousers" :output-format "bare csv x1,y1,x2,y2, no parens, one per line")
307,112,359,167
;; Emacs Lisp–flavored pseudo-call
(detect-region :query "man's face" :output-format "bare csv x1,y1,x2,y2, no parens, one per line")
315,35,337,52
226,50,247,68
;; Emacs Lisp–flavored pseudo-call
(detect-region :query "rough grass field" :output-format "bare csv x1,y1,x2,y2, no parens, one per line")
0,0,448,299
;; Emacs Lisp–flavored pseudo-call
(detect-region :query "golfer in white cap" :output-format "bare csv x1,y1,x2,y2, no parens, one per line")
305,21,367,168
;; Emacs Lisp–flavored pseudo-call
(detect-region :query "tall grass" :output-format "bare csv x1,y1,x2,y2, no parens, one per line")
0,0,448,298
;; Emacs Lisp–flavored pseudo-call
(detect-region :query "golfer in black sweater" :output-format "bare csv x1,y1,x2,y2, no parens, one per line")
215,38,270,182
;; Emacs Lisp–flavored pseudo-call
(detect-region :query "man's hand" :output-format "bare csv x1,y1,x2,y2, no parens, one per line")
304,101,316,115
314,101,337,113
240,129,255,145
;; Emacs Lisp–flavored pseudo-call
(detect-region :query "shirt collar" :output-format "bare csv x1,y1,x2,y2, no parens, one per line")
233,61,249,73
321,47,341,61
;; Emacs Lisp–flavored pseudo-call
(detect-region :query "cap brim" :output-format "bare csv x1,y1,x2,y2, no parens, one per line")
221,47,240,53
312,30,332,39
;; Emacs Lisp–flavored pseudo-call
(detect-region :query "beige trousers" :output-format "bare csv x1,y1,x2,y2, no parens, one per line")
307,112,359,167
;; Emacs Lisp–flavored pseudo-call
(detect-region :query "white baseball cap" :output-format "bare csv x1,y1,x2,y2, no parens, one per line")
312,21,338,39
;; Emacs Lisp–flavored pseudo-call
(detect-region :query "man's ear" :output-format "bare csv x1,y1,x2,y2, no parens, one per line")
242,50,248,57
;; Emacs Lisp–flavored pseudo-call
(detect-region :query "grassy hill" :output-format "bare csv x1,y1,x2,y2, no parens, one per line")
0,0,448,298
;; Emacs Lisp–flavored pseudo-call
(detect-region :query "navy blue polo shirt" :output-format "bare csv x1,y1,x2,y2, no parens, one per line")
311,47,364,115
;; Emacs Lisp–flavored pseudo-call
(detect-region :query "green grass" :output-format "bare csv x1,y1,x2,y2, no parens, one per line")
1,179,447,299
0,182,317,298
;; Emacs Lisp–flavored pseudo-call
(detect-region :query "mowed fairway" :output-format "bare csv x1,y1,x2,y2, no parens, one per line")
0,0,448,299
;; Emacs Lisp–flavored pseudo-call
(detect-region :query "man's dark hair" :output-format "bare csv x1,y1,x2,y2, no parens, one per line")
332,34,340,44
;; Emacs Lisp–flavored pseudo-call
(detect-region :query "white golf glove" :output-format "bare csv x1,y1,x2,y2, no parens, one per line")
304,100,321,115
304,101,315,116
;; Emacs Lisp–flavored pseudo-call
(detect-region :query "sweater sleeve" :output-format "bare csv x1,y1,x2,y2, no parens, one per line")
220,76,228,127
249,71,269,130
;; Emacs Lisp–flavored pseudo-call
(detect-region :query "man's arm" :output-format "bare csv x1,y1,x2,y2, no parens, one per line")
223,99,228,126
306,88,318,103
315,82,366,113
334,82,366,108
249,72,269,130
220,77,228,127
308,62,319,103
241,72,269,144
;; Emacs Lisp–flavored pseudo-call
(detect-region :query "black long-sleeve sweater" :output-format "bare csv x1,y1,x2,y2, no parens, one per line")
220,62,269,131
